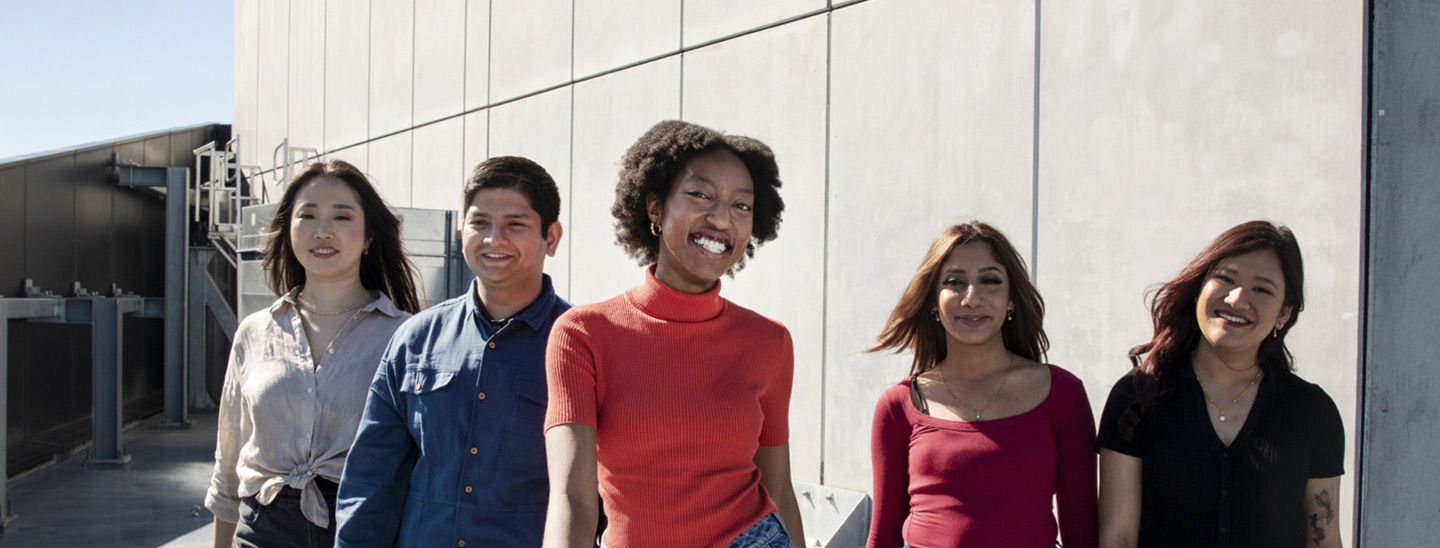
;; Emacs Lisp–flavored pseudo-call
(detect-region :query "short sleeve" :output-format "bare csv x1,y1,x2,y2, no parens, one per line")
1096,374,1144,457
543,312,599,431
1307,383,1346,478
757,327,794,447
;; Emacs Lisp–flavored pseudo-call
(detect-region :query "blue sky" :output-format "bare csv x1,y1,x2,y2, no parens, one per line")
0,1,232,160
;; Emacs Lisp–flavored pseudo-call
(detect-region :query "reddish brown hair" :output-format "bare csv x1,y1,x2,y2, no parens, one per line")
867,222,1047,376
1118,220,1305,438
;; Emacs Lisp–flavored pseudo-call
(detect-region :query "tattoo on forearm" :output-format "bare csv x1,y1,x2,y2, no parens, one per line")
1316,489,1334,524
1309,489,1335,545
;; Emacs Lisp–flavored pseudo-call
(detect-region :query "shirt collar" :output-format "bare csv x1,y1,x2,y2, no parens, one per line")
270,286,402,318
467,274,558,331
624,264,726,323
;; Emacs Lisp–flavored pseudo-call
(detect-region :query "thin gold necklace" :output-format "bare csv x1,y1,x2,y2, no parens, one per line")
937,354,1016,421
1199,368,1261,422
297,292,368,316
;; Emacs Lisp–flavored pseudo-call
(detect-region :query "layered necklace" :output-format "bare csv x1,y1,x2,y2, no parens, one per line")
1197,353,1261,422
937,354,1017,421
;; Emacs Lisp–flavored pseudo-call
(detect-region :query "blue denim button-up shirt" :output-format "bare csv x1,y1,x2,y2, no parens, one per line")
335,275,570,548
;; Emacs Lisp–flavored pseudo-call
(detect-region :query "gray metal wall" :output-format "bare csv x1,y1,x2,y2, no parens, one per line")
234,0,1368,541
1359,0,1440,545
0,124,229,474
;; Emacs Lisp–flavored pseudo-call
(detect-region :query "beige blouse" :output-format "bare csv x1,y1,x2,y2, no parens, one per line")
205,287,410,528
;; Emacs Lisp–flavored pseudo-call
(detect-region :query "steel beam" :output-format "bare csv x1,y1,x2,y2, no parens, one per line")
0,297,63,528
162,167,190,428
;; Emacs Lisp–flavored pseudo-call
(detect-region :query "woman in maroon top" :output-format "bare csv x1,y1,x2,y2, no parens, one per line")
866,222,1098,548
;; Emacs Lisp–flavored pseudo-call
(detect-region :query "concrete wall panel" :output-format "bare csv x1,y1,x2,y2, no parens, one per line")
682,18,828,484
1362,0,1440,544
464,0,491,110
569,58,682,305
490,0,571,103
257,0,290,173
288,0,325,151
1037,3,1362,536
234,0,259,167
325,0,370,151
411,117,465,212
462,109,489,185
574,0,680,79
370,0,414,138
682,0,825,47
414,0,466,125
368,131,413,208
488,88,574,298
825,0,1037,491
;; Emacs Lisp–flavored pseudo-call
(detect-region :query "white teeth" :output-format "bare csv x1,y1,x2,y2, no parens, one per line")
693,236,727,255
1217,311,1249,324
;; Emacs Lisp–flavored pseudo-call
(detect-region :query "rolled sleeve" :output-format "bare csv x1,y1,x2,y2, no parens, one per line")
205,335,247,523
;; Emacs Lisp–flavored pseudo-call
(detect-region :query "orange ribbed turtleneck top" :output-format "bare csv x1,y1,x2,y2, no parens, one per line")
544,266,794,548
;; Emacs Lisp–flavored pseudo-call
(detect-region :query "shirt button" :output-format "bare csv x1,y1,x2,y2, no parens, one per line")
1220,527,1228,534
306,388,313,394
488,341,496,349
305,433,311,439
458,541,466,547
470,447,478,455
464,485,473,493
1222,452,1229,459
416,382,423,391
327,348,334,354
1222,490,1229,496
477,392,486,400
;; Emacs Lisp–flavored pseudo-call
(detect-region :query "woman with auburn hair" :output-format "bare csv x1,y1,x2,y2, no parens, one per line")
1097,220,1345,548
542,120,804,548
867,222,1098,548
206,160,421,548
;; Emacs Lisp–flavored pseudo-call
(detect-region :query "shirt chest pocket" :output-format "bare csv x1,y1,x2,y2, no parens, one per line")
399,367,458,433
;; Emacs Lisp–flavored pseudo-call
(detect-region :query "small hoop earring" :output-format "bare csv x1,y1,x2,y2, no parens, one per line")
1272,327,1280,338
650,223,662,237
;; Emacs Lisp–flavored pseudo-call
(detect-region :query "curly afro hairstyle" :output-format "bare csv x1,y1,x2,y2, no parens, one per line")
611,120,785,274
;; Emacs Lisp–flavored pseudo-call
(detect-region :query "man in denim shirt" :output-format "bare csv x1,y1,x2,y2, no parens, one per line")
336,156,570,547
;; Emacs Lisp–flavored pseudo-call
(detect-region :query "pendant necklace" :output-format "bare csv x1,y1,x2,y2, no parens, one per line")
937,354,1016,421
1200,367,1261,422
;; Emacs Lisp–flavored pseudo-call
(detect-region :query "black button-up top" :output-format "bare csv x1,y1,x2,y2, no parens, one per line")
1097,367,1345,548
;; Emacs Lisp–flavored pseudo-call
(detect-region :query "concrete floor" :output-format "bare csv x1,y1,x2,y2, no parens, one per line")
0,412,218,548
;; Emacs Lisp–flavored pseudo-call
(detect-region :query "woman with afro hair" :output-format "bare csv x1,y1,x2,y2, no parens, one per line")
541,120,804,548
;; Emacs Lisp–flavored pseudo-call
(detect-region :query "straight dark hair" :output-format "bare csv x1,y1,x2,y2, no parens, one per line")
262,160,422,314
867,222,1047,376
1118,220,1304,439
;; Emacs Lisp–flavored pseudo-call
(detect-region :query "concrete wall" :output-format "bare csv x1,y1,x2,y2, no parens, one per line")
234,0,1365,540
1360,1,1440,545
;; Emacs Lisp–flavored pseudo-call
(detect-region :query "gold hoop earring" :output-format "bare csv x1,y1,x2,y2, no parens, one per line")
650,223,662,237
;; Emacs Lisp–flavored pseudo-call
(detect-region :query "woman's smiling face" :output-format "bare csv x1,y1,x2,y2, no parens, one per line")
1194,249,1291,357
647,148,755,294
934,243,1013,349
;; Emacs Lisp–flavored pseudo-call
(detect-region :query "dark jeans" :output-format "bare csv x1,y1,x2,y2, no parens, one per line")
232,478,339,548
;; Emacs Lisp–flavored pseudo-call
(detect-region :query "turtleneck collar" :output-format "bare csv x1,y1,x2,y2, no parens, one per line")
625,264,726,323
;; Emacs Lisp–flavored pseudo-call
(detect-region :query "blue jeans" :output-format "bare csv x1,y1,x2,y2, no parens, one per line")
725,513,791,548
600,513,791,548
